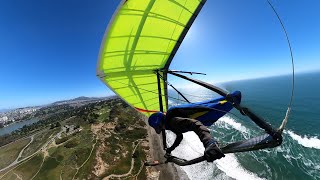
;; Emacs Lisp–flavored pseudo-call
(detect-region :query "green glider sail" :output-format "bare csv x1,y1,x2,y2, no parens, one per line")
97,0,206,116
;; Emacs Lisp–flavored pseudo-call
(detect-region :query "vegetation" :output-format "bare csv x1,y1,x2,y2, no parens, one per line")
0,138,31,169
0,97,150,179
34,156,62,180
55,137,69,145
32,126,95,180
0,104,75,147
75,145,98,180
133,144,147,179
20,128,60,160
125,128,148,140
64,138,79,148
1,154,44,180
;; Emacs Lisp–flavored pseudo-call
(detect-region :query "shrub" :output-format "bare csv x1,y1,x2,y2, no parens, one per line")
64,139,79,148
56,137,68,144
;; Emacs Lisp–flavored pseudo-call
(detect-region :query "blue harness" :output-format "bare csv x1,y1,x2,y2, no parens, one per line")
166,91,241,127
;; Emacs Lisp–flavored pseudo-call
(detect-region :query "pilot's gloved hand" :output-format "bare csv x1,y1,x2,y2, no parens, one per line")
204,140,225,162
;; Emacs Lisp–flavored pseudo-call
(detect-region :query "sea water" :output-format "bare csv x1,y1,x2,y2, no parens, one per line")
166,71,320,180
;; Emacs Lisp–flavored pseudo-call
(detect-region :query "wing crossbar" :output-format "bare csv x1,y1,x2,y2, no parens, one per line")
167,71,283,153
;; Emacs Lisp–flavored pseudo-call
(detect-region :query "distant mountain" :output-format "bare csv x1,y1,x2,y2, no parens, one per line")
1,96,117,112
51,96,113,106
71,96,92,101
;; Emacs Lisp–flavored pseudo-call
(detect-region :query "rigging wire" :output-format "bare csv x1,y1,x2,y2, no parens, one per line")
163,1,296,132
102,1,295,134
157,72,190,103
168,86,217,100
159,73,252,123
267,0,295,131
106,75,247,123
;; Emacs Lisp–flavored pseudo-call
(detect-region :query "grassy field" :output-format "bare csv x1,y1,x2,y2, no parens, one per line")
32,119,95,180
96,107,110,122
105,142,133,176
74,142,98,179
47,146,77,180
0,168,10,178
0,137,31,169
19,128,60,160
33,155,63,180
1,99,150,179
33,140,95,179
98,101,148,178
1,154,44,180
132,144,146,176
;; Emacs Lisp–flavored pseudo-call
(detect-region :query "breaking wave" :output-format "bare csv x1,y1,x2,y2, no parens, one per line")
215,154,265,180
285,130,320,149
166,115,264,180
218,116,249,133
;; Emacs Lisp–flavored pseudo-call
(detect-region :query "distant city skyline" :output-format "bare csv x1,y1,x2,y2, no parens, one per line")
1,0,320,109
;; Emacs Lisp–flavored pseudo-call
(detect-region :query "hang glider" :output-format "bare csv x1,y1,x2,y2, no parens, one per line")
97,0,293,166
97,0,206,116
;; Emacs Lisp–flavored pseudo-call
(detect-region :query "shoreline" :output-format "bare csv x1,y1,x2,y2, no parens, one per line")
0,118,39,136
146,126,190,180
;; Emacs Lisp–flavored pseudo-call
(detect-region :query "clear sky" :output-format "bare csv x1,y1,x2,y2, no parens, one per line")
1,0,319,109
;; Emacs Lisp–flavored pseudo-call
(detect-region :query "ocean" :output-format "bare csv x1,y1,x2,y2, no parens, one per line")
166,71,320,180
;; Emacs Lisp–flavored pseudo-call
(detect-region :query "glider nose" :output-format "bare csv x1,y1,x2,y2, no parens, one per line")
232,91,242,104
227,91,242,105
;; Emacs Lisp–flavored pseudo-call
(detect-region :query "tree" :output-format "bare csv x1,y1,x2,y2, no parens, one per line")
55,122,61,127
88,113,99,124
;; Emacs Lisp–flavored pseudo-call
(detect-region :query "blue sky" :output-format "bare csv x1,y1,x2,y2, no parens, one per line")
0,0,319,109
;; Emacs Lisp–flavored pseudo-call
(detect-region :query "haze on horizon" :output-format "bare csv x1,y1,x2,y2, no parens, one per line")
0,0,319,109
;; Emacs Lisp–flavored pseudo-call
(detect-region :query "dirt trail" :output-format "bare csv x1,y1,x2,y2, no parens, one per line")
91,123,104,135
14,172,22,180
0,135,33,173
14,136,34,164
103,140,142,180
30,155,45,180
0,130,63,179
91,122,112,177
72,137,98,180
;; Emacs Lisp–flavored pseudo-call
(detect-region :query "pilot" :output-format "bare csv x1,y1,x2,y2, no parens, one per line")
148,91,241,162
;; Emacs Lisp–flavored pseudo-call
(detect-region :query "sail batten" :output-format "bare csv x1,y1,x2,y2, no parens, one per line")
97,0,206,116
